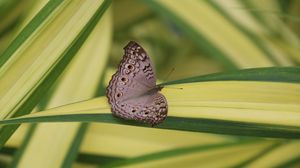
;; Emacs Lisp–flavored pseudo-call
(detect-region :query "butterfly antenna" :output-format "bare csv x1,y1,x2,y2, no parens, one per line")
163,67,175,82
157,68,183,90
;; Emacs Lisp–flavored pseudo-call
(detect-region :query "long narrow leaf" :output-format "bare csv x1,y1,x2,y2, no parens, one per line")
14,1,112,168
0,67,299,139
0,0,110,148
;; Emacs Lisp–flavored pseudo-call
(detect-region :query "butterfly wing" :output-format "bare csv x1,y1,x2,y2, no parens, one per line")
117,92,167,126
107,41,156,102
106,41,167,125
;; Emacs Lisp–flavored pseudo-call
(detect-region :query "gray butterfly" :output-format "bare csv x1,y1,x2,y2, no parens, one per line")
106,41,168,126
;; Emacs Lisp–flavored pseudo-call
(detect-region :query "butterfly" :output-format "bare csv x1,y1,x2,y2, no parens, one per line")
106,41,168,126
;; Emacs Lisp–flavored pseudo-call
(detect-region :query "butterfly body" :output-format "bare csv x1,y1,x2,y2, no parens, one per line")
106,41,168,126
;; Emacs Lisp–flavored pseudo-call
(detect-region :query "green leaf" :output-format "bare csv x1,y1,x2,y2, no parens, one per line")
142,0,290,68
0,0,111,149
0,67,299,139
0,0,64,67
102,139,277,167
160,67,300,86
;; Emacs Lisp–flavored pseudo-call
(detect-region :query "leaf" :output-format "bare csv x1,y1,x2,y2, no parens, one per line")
0,0,64,67
0,0,111,149
142,0,292,68
12,1,112,168
243,141,300,167
0,67,299,139
160,67,300,86
102,140,277,167
80,123,230,157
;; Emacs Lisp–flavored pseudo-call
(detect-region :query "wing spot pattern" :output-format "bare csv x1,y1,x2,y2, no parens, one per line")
106,41,168,126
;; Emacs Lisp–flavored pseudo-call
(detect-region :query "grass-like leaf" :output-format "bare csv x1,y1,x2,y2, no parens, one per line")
143,0,287,68
160,67,300,86
101,140,256,167
0,0,64,67
0,67,299,139
0,0,111,149
103,139,278,167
